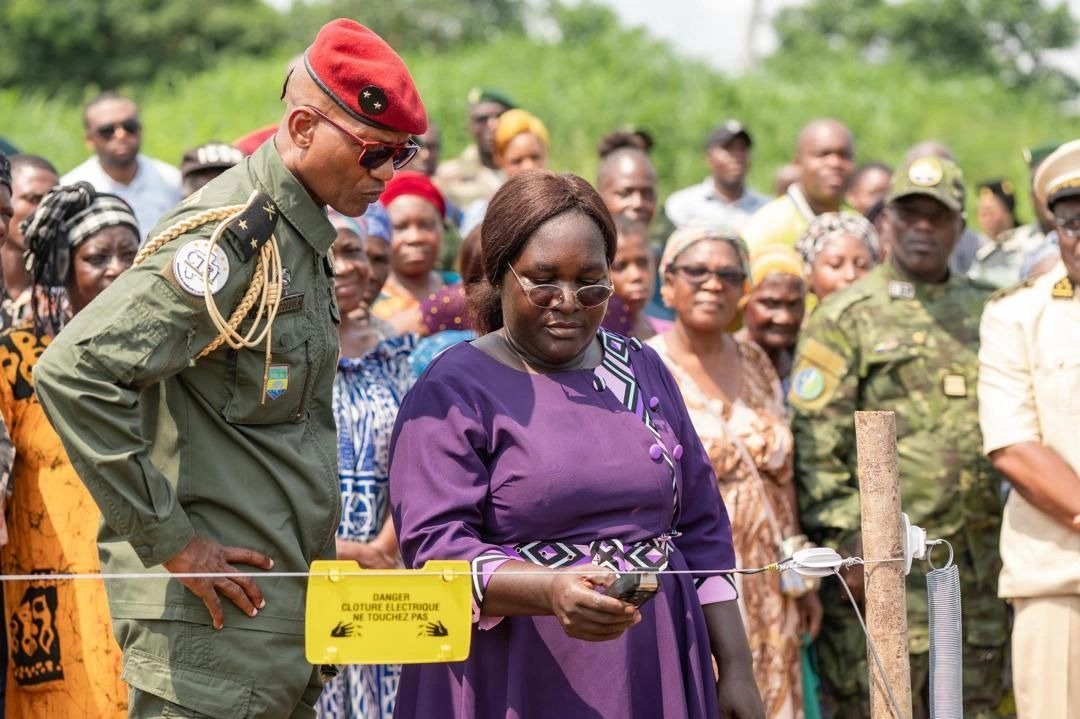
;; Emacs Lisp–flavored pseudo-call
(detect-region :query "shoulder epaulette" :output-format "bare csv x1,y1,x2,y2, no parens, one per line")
987,275,1038,303
221,191,280,262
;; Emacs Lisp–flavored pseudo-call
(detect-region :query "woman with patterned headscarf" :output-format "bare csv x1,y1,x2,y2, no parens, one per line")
795,211,879,303
648,227,821,719
0,182,137,718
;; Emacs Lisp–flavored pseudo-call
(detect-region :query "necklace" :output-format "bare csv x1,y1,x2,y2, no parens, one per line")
500,327,593,374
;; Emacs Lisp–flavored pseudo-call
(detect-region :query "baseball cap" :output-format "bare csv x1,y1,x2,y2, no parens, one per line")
706,120,752,149
180,142,244,179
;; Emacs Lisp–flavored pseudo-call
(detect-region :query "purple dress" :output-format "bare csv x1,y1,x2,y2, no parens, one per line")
389,330,738,719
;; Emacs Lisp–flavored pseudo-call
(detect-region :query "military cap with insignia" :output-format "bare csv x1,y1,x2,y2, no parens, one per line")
304,19,428,136
887,154,966,212
466,87,516,110
1033,138,1080,213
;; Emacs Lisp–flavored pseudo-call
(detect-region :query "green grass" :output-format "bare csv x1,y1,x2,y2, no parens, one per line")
2,30,1078,216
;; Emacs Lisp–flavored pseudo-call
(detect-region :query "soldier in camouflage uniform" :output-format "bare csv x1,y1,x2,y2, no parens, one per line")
790,155,1011,718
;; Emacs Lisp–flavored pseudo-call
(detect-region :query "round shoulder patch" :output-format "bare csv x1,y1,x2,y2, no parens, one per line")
908,157,943,187
172,239,231,296
793,367,826,401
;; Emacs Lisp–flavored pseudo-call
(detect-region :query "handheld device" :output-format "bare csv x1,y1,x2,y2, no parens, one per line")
604,571,660,607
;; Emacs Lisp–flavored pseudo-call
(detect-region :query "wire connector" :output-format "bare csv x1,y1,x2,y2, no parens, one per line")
788,547,844,577
902,512,928,575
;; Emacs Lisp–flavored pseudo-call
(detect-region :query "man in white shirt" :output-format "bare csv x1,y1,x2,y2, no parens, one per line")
61,92,181,243
664,120,768,232
978,138,1080,719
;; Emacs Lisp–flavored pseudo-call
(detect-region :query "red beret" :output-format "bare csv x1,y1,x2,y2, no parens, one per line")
234,125,277,156
305,19,427,136
380,171,446,219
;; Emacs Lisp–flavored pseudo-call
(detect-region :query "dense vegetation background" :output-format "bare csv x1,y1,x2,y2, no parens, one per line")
2,1,1078,221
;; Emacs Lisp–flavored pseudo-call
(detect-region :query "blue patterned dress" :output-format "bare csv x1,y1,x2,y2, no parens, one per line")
317,334,417,719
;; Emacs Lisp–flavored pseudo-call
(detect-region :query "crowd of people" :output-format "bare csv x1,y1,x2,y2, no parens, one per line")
0,15,1077,719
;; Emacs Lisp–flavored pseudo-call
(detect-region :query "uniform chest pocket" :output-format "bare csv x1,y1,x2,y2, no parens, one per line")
222,315,315,425
863,343,926,404
1036,353,1080,416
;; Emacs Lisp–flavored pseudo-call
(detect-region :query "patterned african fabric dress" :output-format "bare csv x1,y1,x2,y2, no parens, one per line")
648,334,803,719
316,334,417,719
389,329,739,719
0,323,127,718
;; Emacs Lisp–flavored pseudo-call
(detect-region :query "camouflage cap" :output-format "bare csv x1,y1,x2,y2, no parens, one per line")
886,155,965,213
1032,138,1080,212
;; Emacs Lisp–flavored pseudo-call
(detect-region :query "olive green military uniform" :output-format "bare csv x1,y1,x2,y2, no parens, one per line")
34,140,340,718
790,261,1011,718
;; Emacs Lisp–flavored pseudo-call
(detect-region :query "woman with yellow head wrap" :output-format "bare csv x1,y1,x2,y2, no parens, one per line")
738,246,807,394
460,109,551,237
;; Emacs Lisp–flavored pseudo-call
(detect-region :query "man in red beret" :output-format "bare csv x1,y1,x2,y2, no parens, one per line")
35,18,426,718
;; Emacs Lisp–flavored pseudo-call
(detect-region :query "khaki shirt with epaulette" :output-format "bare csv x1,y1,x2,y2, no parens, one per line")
789,261,1001,552
34,141,341,635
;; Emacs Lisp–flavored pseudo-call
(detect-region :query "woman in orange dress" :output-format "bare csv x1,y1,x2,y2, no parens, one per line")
647,227,822,719
0,183,138,718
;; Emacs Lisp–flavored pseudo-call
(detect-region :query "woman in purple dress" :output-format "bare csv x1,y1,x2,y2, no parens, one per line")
389,170,764,719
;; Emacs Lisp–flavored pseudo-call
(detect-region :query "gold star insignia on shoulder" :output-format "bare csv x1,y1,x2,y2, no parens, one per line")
1051,276,1075,299
222,191,280,262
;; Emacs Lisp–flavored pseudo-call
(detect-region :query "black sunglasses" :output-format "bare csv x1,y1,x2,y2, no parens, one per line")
305,105,420,171
96,118,141,139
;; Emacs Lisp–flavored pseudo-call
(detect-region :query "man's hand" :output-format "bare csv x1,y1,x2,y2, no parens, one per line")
336,538,398,569
162,534,274,629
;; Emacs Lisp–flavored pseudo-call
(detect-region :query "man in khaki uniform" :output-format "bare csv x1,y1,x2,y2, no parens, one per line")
34,19,427,717
433,87,513,209
978,138,1080,718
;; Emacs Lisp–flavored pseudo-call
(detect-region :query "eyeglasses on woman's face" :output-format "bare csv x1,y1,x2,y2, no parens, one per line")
507,264,614,309
668,264,746,288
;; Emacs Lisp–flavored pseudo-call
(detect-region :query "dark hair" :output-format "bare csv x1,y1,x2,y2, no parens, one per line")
468,170,617,335
11,154,59,176
612,214,648,242
597,129,653,158
83,91,136,127
851,161,892,185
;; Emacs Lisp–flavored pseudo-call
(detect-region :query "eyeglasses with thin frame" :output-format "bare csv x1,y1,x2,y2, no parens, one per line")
96,118,141,140
508,265,614,309
1054,214,1080,239
668,265,747,288
303,105,420,170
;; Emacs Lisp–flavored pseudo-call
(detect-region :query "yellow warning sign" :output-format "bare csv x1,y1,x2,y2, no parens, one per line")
305,560,472,665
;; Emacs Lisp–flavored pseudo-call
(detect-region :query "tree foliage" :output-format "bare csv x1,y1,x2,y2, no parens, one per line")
0,0,288,92
282,0,527,57
774,0,1078,90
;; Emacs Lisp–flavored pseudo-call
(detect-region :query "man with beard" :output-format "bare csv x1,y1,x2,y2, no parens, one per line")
743,118,855,257
61,93,181,243
789,154,1010,717
664,119,767,231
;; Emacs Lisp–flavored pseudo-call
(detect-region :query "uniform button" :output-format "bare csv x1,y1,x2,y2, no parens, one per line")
649,444,663,461
135,546,152,559
673,444,684,460
648,396,660,411
279,334,291,346
593,376,606,391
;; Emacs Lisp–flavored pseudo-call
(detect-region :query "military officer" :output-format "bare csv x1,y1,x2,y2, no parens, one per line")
33,19,427,718
790,155,1010,718
979,139,1080,718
